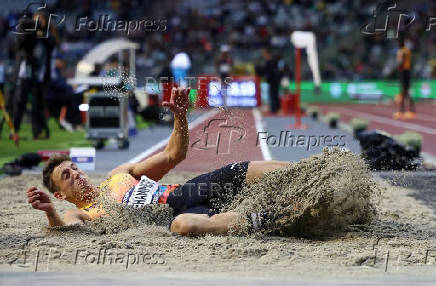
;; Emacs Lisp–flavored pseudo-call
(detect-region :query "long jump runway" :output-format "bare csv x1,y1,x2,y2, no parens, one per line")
86,104,435,176
127,108,363,172
318,103,436,157
130,109,264,173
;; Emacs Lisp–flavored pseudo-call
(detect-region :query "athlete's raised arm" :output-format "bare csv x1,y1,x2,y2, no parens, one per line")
110,87,190,181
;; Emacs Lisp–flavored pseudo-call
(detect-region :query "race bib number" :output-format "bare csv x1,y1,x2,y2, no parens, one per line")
122,175,159,208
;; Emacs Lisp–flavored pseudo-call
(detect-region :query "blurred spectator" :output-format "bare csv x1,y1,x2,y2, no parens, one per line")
215,45,233,108
394,36,415,120
47,55,83,131
1,0,435,96
215,45,233,81
159,58,174,81
258,49,282,113
103,57,120,77
89,63,104,77
11,9,58,139
170,52,191,87
31,10,59,138
0,60,4,93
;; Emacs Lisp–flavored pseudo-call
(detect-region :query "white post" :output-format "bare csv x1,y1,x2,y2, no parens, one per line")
290,31,322,88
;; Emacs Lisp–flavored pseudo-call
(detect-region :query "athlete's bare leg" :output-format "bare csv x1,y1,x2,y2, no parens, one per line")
245,161,290,184
406,94,415,112
399,90,406,113
171,160,291,236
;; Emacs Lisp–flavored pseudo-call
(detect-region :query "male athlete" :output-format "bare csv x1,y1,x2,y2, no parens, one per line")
393,36,415,120
27,87,289,236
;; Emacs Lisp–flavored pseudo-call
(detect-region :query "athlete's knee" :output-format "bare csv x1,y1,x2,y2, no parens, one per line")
170,214,199,235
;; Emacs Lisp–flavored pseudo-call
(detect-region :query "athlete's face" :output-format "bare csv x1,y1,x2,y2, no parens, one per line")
51,161,94,203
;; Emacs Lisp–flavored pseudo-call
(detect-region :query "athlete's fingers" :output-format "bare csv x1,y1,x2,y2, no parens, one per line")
27,186,38,193
31,200,40,209
162,102,176,110
171,87,176,99
173,87,181,101
28,194,40,203
184,88,191,97
28,190,44,197
27,191,37,198
28,193,37,202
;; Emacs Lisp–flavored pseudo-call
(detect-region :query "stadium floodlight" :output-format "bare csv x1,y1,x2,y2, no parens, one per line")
290,31,322,88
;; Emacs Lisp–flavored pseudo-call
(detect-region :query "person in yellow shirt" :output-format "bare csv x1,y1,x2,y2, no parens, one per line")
393,37,415,120
26,87,290,236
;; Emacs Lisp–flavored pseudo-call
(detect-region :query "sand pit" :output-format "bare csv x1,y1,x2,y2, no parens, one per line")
225,148,377,237
0,151,435,276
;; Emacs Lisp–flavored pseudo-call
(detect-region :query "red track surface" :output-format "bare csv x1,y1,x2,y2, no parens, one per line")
318,103,436,156
140,109,263,173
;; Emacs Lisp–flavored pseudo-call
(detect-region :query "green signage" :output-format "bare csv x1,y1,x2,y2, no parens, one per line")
287,80,436,102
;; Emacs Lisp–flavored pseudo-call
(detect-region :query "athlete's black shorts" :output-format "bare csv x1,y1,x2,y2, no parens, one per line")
401,70,411,91
166,161,250,218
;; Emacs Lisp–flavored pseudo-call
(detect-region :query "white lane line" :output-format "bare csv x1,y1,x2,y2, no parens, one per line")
128,109,220,163
334,107,436,135
252,108,272,161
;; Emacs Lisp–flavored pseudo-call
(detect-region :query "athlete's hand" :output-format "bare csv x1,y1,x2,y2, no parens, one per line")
162,87,190,116
27,186,55,214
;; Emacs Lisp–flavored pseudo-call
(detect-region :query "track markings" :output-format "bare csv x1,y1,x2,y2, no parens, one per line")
252,108,272,160
334,107,436,135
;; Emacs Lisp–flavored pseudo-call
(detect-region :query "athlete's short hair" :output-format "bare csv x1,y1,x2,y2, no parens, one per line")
43,153,72,193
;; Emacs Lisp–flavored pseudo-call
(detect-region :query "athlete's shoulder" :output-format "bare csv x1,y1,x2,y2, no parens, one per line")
99,173,138,191
400,47,411,54
109,162,135,178
103,172,137,183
